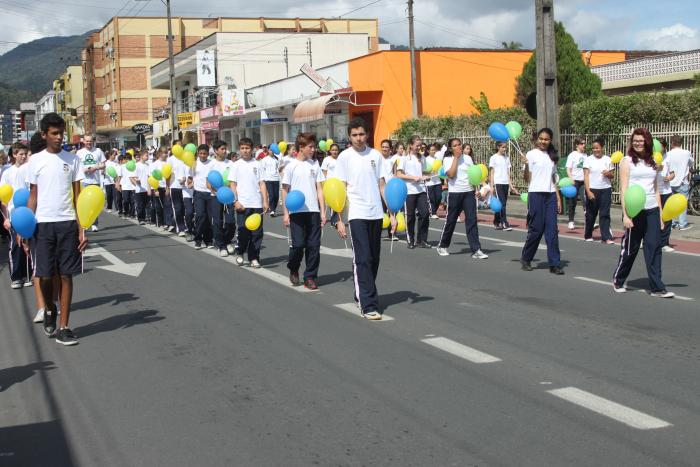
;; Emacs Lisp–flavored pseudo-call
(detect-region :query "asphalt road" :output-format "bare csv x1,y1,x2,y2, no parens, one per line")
1,211,699,466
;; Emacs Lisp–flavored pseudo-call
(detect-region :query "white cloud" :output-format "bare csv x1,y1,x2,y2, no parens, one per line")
635,23,700,51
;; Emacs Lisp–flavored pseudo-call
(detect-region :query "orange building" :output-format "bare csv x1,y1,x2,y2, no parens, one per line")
345,50,625,145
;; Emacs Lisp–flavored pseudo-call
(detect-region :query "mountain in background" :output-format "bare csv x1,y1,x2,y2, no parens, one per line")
0,31,94,112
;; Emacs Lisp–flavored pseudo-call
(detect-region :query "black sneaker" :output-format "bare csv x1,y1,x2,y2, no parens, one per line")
55,328,79,346
520,258,533,271
43,309,57,337
194,242,203,250
549,266,564,275
185,233,194,242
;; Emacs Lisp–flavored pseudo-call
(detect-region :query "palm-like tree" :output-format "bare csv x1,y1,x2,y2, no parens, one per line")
502,41,523,50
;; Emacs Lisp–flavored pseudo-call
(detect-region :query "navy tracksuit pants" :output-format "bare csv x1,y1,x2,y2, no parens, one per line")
236,208,264,261
613,207,665,292
287,212,321,280
660,193,673,247
349,218,382,313
521,192,561,267
170,188,186,233
405,192,429,245
584,188,613,241
439,191,481,253
8,228,30,282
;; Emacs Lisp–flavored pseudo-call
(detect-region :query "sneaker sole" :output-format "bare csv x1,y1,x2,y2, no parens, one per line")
55,338,79,346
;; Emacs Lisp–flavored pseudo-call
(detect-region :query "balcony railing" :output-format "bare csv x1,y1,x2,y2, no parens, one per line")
592,49,700,83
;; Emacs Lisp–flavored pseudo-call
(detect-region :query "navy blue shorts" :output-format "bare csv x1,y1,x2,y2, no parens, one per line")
32,221,82,277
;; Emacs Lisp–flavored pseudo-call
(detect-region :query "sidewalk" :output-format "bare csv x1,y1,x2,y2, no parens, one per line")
437,196,700,255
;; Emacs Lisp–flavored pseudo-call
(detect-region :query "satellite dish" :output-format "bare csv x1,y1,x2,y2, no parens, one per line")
525,92,537,119
102,103,111,111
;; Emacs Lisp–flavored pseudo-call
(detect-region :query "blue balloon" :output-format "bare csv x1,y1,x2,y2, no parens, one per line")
13,187,30,207
285,189,305,212
488,122,510,142
11,206,37,238
385,178,408,212
438,167,447,179
561,185,578,198
207,170,224,189
269,143,280,154
490,197,502,212
216,186,235,205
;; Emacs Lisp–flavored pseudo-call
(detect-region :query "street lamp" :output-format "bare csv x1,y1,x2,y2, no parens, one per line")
135,0,178,145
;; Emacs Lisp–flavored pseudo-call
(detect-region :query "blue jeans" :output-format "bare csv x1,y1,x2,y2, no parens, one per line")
671,182,690,227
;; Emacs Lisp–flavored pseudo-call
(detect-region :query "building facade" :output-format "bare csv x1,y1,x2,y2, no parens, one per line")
35,90,56,123
53,65,85,143
82,16,379,149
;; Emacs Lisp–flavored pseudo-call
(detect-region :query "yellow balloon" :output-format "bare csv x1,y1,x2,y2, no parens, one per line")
148,176,159,190
278,141,288,154
611,151,623,164
432,159,442,172
182,150,195,168
662,193,688,222
322,177,347,212
0,183,13,204
161,162,172,180
382,213,390,229
326,138,334,147
479,163,488,182
245,213,262,231
396,212,406,232
126,149,134,157
172,144,184,159
653,152,663,165
77,185,105,229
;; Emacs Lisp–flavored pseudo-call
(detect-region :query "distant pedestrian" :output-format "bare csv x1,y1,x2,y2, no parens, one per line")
397,136,430,249
76,135,105,232
489,141,519,231
666,135,694,231
565,137,587,230
192,144,214,249
583,137,615,244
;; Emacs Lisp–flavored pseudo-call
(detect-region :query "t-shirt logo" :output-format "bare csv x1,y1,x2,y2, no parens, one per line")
63,164,70,172
84,154,97,166
253,167,258,176
576,157,585,169
370,160,376,169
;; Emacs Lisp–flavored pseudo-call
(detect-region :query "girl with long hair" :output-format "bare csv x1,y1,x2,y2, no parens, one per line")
583,137,614,243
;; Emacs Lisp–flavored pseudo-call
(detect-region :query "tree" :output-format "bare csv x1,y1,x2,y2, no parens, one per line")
515,22,602,106
502,41,523,50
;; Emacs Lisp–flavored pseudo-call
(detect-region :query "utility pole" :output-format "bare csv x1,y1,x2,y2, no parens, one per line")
535,0,559,151
284,46,289,77
407,0,418,118
166,0,178,145
306,38,312,67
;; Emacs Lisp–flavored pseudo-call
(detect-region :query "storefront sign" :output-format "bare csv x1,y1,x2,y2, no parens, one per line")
200,120,219,131
261,110,288,124
198,106,220,120
177,112,194,127
131,123,153,134
300,63,329,89
221,89,245,116
196,49,216,87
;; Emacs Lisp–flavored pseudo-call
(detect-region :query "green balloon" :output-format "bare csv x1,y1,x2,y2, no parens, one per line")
558,177,574,188
222,168,230,183
505,121,522,140
624,184,646,218
653,138,662,154
520,192,528,203
151,169,163,181
318,140,327,152
467,164,482,185
185,143,197,154
106,166,118,178
126,160,136,172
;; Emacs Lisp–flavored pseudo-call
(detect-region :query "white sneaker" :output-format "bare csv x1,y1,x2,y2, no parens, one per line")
90,225,99,232
613,284,627,293
662,245,675,253
650,290,675,298
106,209,112,213
585,238,593,242
235,255,245,266
33,309,44,323
472,250,488,259
436,247,449,256
219,249,229,257
11,280,22,289
362,310,382,321
593,223,599,230
178,231,186,237
250,259,261,268
430,214,439,219
567,222,575,230
391,236,399,241
23,279,33,287
226,244,236,254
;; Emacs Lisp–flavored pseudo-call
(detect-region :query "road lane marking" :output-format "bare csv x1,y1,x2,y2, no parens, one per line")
547,387,672,430
334,303,395,321
428,227,548,250
421,337,501,364
574,276,694,301
265,231,353,257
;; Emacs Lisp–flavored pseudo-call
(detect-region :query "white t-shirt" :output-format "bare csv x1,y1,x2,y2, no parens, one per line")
526,149,556,193
77,147,105,185
282,159,325,213
320,156,338,179
279,155,295,174
193,158,213,193
659,159,673,196
442,155,474,193
584,155,613,190
0,164,29,214
335,145,384,221
261,155,281,182
26,149,84,223
566,151,587,181
397,153,425,195
150,159,168,188
489,153,511,185
665,148,693,187
626,156,658,210
180,163,194,198
134,161,149,193
229,158,263,208
210,159,232,190
381,155,399,183
166,156,181,189
104,159,118,185
424,155,441,186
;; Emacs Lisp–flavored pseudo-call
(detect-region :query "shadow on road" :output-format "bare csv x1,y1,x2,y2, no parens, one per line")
74,309,164,339
380,290,434,311
317,270,354,286
626,278,688,289
0,420,75,467
0,361,56,392
71,293,140,311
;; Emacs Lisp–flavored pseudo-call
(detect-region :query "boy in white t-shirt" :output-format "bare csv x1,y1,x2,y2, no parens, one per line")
282,133,326,290
207,140,236,256
133,149,150,225
76,135,105,231
27,113,87,346
228,137,269,268
396,136,431,249
261,148,281,216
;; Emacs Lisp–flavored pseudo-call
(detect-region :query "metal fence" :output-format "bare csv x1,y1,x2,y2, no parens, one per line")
408,122,700,203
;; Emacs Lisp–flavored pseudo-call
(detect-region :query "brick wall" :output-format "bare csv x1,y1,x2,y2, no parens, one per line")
120,98,148,121
119,67,148,90
184,36,203,48
150,35,182,58
118,35,146,58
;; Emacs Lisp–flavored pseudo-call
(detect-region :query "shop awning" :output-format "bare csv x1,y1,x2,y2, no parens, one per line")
292,94,336,123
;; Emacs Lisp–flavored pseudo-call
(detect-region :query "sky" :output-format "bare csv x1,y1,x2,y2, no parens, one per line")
1,0,700,54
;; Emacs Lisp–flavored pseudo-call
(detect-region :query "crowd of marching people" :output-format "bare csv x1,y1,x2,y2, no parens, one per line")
1,112,696,343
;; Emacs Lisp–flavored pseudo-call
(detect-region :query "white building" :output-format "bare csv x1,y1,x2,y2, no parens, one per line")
35,90,56,122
